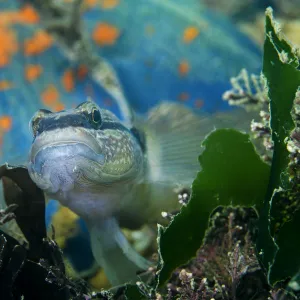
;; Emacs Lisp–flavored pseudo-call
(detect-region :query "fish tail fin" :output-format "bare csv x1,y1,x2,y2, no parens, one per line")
88,218,151,286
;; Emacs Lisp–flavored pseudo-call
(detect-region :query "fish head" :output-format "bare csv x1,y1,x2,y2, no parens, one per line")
28,100,144,199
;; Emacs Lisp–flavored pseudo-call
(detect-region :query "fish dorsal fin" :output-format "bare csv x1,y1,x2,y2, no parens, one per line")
138,102,253,188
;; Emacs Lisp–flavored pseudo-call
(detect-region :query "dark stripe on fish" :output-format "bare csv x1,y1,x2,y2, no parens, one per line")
36,113,97,134
34,112,146,153
35,112,128,134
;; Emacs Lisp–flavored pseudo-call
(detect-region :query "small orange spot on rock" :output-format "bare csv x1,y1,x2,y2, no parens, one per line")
53,102,65,112
0,56,9,67
0,116,12,131
62,69,75,92
0,27,18,67
194,99,204,108
183,26,199,43
25,64,43,82
24,30,53,56
178,92,190,102
178,60,190,76
0,11,19,27
99,0,119,9
41,85,59,106
0,81,13,90
92,23,120,46
85,0,98,7
77,64,88,81
19,5,40,24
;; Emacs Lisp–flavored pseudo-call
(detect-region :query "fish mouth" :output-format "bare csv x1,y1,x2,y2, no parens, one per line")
28,127,105,194
29,127,103,161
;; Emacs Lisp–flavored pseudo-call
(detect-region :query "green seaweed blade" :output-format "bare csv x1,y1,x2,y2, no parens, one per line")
256,8,300,278
263,8,298,191
270,203,300,283
156,129,270,287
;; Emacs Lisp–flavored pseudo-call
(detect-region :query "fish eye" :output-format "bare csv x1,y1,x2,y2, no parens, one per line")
91,108,101,124
30,109,52,136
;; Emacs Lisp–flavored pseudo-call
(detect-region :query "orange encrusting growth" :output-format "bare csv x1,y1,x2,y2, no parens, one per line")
77,64,89,81
0,81,13,90
84,0,98,8
194,99,204,108
0,5,40,67
0,116,12,132
178,60,190,76
99,0,120,10
53,103,65,112
0,12,20,27
41,84,59,106
18,5,40,24
178,92,190,102
92,23,120,46
62,69,75,92
24,30,53,56
0,27,18,67
0,115,12,155
41,85,65,112
0,5,39,26
183,26,200,43
25,64,43,82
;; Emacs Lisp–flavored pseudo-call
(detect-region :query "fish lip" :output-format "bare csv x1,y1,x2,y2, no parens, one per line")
29,127,102,162
28,142,105,193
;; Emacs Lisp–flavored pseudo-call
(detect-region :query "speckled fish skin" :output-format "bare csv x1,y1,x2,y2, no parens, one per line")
27,98,255,286
28,101,144,221
27,100,153,286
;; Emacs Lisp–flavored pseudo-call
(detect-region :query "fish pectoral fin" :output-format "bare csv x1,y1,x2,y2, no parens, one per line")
89,218,152,286
137,102,255,186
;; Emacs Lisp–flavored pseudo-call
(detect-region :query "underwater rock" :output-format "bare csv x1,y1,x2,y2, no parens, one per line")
0,0,262,163
164,206,270,300
82,0,262,113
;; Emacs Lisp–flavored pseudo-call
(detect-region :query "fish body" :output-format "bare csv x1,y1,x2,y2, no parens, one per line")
27,99,253,285
29,103,143,219
28,100,163,286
